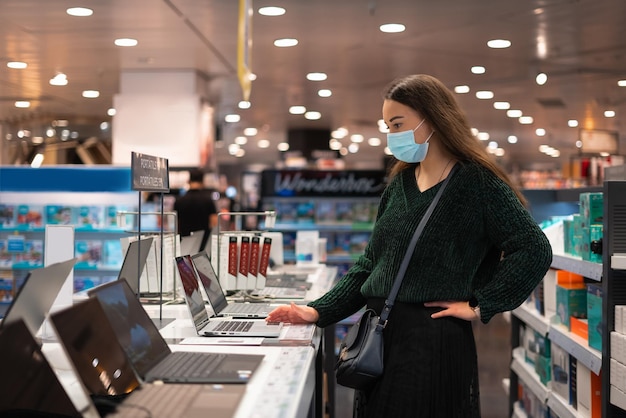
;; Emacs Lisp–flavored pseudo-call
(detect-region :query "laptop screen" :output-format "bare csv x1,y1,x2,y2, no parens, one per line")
88,280,170,377
118,237,154,294
1,258,77,337
190,252,229,314
0,319,81,416
175,255,209,330
51,298,141,396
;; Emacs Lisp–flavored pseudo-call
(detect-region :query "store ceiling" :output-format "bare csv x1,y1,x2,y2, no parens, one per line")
1,0,625,169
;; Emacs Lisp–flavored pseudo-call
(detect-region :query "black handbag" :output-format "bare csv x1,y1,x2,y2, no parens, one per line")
335,164,457,390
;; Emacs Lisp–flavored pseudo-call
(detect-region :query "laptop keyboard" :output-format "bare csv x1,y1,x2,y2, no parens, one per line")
151,351,225,379
213,320,254,332
108,383,203,417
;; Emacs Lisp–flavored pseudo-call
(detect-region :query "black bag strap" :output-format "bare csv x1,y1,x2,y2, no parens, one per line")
377,163,458,327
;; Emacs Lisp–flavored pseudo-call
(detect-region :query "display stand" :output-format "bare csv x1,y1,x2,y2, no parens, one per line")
129,152,171,321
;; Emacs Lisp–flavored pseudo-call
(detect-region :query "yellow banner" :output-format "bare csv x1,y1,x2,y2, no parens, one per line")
237,0,252,101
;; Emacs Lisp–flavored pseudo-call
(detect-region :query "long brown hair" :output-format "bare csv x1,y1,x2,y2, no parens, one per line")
384,74,527,206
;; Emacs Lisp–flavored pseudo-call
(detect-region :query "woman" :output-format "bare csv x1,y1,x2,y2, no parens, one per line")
266,74,553,417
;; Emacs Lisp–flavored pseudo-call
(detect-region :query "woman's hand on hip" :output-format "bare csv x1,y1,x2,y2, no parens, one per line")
424,300,480,321
265,302,319,324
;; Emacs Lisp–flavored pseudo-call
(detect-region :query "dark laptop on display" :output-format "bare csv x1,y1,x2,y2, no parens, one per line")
175,255,283,337
0,318,99,418
189,252,277,317
88,279,264,384
51,297,248,418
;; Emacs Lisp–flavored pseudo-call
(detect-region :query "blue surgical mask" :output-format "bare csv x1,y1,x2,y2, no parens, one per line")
386,119,435,163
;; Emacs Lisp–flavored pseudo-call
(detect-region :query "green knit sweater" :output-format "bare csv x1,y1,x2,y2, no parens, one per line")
309,161,553,326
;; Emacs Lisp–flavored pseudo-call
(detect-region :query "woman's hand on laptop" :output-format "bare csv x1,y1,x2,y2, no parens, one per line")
265,302,319,324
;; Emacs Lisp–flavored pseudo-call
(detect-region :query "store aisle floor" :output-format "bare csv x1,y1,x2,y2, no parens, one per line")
333,313,512,418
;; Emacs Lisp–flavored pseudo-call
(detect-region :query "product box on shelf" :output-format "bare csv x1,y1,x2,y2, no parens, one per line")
0,205,16,227
314,201,336,224
570,316,589,340
524,327,551,366
45,205,73,225
587,283,603,351
551,343,574,404
579,192,603,229
543,269,557,319
334,201,354,223
12,239,43,268
611,331,626,365
581,225,603,263
531,280,545,315
74,205,104,228
16,204,44,227
577,361,601,418
75,240,103,269
556,283,587,329
295,201,315,224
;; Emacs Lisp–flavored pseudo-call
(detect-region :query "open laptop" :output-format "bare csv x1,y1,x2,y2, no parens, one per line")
0,257,78,336
50,298,248,418
176,255,283,337
189,252,277,317
118,236,154,295
0,318,99,418
88,279,264,383
180,230,205,256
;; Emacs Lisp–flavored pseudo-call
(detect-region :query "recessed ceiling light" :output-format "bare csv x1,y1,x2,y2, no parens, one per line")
487,39,511,49
368,137,382,146
107,108,116,116
238,101,251,109
7,61,27,69
477,132,490,141
507,135,518,144
506,109,523,118
618,80,626,87
494,101,510,110
487,141,498,149
66,7,93,16
235,136,248,145
274,38,298,47
82,90,100,98
258,6,285,16
605,110,616,118
248,73,257,81
379,23,405,33
475,91,494,99
519,116,534,124
50,73,68,86
257,139,270,148
224,114,241,123
289,106,306,115
350,134,364,143
454,85,470,94
536,73,548,85
305,111,321,120
536,128,546,136
332,127,349,138
567,119,579,127
306,72,327,81
14,101,30,108
471,66,486,74
277,142,290,151
243,127,257,136
115,38,138,47
318,89,332,97
329,139,342,150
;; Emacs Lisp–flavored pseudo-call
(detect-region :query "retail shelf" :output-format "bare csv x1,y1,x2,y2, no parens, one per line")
0,226,129,234
511,347,549,403
546,392,582,418
611,254,626,270
550,253,602,281
270,223,374,232
513,303,550,336
548,323,602,375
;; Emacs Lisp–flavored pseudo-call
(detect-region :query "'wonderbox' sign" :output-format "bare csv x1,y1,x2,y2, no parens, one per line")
260,169,387,198
131,152,170,192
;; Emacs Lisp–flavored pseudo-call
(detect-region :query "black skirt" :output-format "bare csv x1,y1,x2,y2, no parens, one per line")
354,298,481,418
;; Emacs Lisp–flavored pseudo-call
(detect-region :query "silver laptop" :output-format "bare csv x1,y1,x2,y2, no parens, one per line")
118,237,154,295
0,257,78,337
180,230,205,256
88,279,265,383
189,252,276,317
176,255,283,337
51,297,248,418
